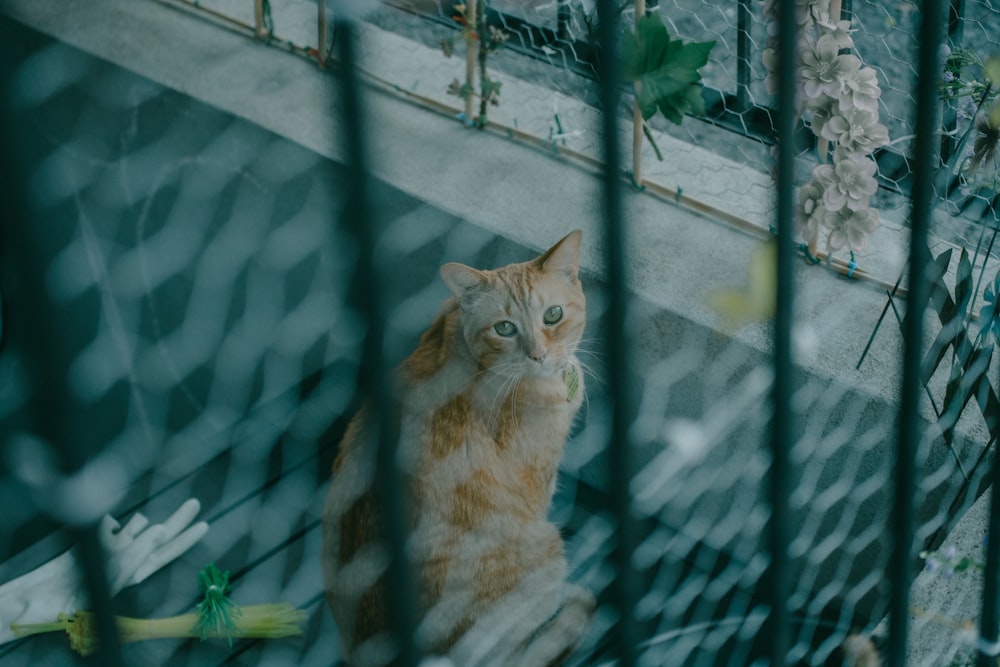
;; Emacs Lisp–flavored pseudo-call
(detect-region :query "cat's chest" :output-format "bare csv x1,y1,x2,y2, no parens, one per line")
485,368,582,446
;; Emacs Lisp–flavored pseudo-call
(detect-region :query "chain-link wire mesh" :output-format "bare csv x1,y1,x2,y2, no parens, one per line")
2,0,1000,666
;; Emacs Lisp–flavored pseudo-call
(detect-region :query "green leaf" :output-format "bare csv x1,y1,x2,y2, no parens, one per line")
956,247,973,320
943,357,963,421
621,13,715,125
933,249,957,324
657,83,707,124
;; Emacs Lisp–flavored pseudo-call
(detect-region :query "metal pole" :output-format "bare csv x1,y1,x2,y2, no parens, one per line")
595,0,637,661
0,25,123,665
979,479,1000,667
336,21,420,667
765,0,797,662
888,0,947,665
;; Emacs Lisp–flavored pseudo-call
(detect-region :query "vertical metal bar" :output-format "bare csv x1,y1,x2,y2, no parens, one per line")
735,0,751,112
979,477,1000,667
595,0,637,662
0,29,124,665
765,0,797,662
336,21,420,667
888,0,947,665
839,0,853,21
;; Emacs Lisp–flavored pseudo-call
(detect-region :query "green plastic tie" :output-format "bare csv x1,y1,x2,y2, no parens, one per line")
194,564,242,646
626,170,646,192
798,243,821,265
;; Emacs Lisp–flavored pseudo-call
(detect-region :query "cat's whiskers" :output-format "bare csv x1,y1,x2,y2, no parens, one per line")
479,362,522,436
497,369,525,433
572,338,605,365
507,375,524,441
572,339,605,390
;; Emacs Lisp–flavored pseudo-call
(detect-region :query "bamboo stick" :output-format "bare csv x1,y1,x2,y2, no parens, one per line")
632,0,646,184
254,0,267,39
317,0,328,67
464,0,479,123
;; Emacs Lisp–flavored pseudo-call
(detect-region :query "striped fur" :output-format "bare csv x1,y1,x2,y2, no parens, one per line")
322,231,594,666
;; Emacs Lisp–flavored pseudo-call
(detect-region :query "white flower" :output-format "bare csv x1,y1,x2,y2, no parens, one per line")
819,107,890,155
826,207,880,251
814,14,855,50
796,179,827,241
806,95,837,135
814,154,878,212
837,66,881,114
801,35,862,99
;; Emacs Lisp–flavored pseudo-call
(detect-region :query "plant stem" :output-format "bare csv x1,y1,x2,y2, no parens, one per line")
11,605,307,657
642,122,664,161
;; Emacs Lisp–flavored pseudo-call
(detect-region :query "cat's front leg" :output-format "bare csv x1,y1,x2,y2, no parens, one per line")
513,583,595,667
448,570,594,667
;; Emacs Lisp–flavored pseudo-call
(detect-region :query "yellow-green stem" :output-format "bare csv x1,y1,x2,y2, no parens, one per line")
12,604,307,657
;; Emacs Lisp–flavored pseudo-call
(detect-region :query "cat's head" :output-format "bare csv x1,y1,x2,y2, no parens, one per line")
440,230,585,379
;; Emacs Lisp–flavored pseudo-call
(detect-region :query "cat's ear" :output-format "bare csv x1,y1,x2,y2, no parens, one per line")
441,262,487,300
536,229,582,281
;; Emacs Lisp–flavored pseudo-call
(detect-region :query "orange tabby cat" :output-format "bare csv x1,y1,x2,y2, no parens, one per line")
323,230,594,666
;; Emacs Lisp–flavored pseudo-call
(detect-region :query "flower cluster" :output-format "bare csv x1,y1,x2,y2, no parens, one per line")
762,0,889,256
920,540,986,580
939,48,1000,199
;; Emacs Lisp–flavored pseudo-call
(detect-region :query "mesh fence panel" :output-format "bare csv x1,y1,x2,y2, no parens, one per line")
1,1,999,666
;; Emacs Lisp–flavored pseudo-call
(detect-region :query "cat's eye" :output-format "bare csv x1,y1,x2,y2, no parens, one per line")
543,305,563,325
494,321,517,337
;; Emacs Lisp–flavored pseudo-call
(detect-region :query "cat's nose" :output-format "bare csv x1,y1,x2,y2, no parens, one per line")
526,337,547,363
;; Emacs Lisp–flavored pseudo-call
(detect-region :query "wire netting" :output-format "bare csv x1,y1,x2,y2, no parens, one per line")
2,1,1000,666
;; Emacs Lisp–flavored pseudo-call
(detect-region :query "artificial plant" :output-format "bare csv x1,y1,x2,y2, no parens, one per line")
940,49,1000,204
762,0,889,261
621,10,716,184
442,1,510,128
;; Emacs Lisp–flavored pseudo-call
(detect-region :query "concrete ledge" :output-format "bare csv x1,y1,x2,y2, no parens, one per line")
0,0,917,401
